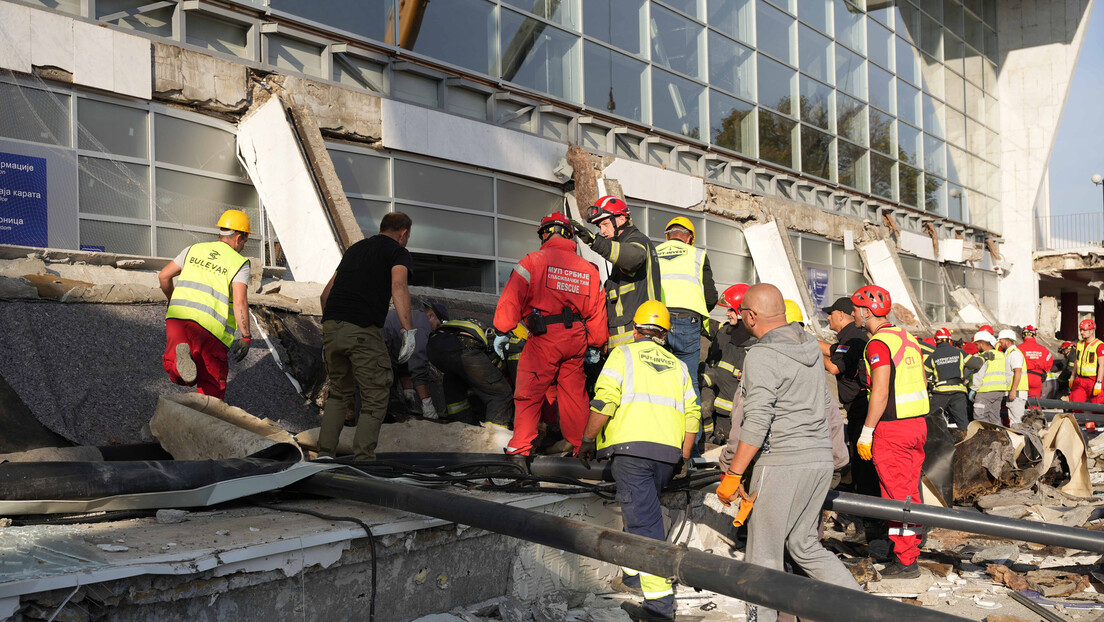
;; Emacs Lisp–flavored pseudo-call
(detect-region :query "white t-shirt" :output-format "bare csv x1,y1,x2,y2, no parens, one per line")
1005,348,1027,397
174,244,250,285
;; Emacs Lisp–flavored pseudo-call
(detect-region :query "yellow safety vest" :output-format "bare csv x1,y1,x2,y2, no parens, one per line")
438,320,489,348
1003,345,1029,392
166,241,248,347
975,348,1010,393
863,326,929,419
656,239,708,317
1075,339,1102,378
592,340,700,462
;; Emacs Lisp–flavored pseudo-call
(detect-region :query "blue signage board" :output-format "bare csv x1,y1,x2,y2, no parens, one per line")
0,153,48,247
807,267,830,309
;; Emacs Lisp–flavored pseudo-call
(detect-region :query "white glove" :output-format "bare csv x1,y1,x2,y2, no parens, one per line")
493,334,510,359
397,328,417,364
403,388,418,410
585,348,601,364
857,425,875,461
421,396,438,420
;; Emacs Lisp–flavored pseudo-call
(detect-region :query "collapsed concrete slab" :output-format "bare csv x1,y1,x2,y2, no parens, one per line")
150,394,300,461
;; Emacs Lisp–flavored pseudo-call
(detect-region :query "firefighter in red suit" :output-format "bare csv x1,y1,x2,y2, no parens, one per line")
493,213,608,455
1018,325,1053,399
1070,318,1104,405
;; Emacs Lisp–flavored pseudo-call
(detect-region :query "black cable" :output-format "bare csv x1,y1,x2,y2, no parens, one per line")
9,509,156,526
249,501,378,622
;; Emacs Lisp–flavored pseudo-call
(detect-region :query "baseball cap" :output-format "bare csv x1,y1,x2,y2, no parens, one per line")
973,331,997,345
822,296,854,315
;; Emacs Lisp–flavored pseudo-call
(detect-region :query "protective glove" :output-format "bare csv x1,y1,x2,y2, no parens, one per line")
571,219,595,245
857,425,876,461
403,388,419,410
732,490,759,527
229,336,251,363
421,396,438,420
1095,381,1103,398
981,350,995,361
578,436,598,469
397,328,417,364
585,347,601,364
675,458,690,480
968,389,977,401
716,473,742,506
493,334,510,360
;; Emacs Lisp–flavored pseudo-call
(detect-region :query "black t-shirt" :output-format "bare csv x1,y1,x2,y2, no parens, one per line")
322,235,413,329
831,321,869,406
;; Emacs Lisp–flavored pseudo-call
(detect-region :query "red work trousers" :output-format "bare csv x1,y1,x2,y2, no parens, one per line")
163,318,228,399
871,416,927,566
1069,376,1104,405
507,324,588,455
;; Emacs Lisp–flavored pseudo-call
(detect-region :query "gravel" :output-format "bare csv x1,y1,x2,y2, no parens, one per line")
0,301,321,446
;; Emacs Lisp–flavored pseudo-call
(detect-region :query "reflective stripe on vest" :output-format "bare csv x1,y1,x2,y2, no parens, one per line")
1076,339,1102,378
1004,345,1029,392
166,241,247,347
929,343,966,392
864,326,929,419
656,240,708,316
976,349,1010,392
439,320,488,348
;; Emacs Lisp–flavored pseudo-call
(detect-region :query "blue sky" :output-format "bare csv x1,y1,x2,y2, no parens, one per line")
1048,1,1104,216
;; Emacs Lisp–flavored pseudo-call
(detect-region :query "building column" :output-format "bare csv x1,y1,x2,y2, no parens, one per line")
1061,291,1079,340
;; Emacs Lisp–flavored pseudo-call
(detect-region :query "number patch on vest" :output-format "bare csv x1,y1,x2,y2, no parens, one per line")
545,266,591,295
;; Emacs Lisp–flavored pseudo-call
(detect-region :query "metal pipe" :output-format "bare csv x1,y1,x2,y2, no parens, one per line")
824,491,1104,554
294,472,967,622
1029,398,1104,420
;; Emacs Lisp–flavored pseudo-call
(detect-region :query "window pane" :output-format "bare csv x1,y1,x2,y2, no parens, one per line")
945,70,965,110
758,110,796,168
392,71,440,107
799,0,830,34
269,0,392,41
497,179,562,221
78,157,149,220
268,35,323,77
898,122,921,165
920,13,942,59
97,0,172,37
920,53,944,98
944,0,964,36
835,1,866,54
157,227,205,260
651,4,703,78
869,22,893,70
706,219,749,254
648,208,703,244
0,83,70,147
801,125,832,180
835,45,866,100
758,55,796,115
709,90,755,155
155,115,245,178
897,80,921,126
708,31,754,100
965,81,983,120
78,99,147,158
585,42,647,122
503,0,579,29
870,108,894,155
584,0,646,54
925,174,946,214
400,204,493,255
710,250,756,285
394,160,492,211
947,144,965,183
758,1,795,64
923,95,945,138
329,150,390,196
186,13,250,59
652,69,704,139
897,38,920,85
899,163,921,207
81,219,150,256
501,11,579,101
924,134,946,176
897,1,919,40
400,0,494,75
155,169,258,228
838,140,867,190
348,198,390,235
448,87,488,120
944,31,965,76
708,0,754,44
870,152,894,199
497,218,540,260
798,24,832,83
869,64,895,114
837,93,867,145
798,75,831,130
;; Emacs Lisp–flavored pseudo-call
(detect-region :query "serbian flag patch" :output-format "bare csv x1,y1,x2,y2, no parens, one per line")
837,345,849,353
870,354,881,364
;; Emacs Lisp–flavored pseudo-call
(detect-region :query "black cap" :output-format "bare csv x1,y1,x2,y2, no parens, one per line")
822,297,854,315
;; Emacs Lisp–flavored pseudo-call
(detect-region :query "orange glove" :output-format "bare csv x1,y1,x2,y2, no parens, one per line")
857,425,875,461
716,473,742,506
732,491,759,527
1094,381,1102,397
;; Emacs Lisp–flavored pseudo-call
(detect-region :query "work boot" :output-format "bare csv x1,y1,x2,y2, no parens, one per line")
620,601,674,621
609,574,643,596
879,559,920,579
175,343,196,384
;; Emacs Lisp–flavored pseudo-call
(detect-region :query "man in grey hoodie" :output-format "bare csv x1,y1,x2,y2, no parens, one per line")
715,284,861,622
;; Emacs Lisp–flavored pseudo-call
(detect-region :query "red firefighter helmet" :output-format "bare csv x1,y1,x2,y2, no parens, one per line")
719,284,750,310
1080,318,1096,331
537,212,573,240
935,328,952,341
979,324,994,334
586,195,631,224
1060,341,1075,351
851,285,892,317
1022,325,1037,337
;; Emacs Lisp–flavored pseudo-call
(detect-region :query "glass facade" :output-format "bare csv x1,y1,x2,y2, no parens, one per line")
790,233,868,318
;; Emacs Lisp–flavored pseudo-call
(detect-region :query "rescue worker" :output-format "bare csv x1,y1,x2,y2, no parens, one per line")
1018,326,1053,400
701,284,754,444
819,296,874,495
158,209,253,400
426,317,513,430
923,328,981,429
578,300,698,622
1070,319,1104,405
851,285,929,579
494,212,607,455
969,331,1008,425
961,324,993,356
571,196,661,348
998,329,1029,427
1054,341,1076,399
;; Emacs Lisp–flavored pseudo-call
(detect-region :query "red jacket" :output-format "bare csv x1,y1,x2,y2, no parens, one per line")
494,236,608,348
1019,337,1053,395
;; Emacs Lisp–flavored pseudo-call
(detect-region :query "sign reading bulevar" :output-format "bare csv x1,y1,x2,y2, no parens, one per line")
0,152,48,247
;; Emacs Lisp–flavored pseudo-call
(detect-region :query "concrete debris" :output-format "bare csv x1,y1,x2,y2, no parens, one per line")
919,561,954,578
155,509,189,525
984,616,1031,622
971,545,1022,566
149,393,300,460
96,544,129,552
297,419,515,456
843,557,880,584
987,564,1092,598
976,491,1042,510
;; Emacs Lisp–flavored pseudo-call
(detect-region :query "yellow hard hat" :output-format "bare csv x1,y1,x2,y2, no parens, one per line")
784,299,804,324
665,217,695,244
217,209,252,234
633,299,671,331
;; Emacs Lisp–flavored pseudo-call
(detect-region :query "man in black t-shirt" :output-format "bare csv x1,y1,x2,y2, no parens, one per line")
318,212,415,461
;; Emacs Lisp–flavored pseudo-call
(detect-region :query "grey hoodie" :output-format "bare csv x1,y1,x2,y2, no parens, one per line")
737,322,834,466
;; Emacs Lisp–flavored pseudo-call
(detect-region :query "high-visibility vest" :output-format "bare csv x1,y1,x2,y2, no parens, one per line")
863,326,929,419
1003,345,1029,392
437,319,489,348
975,349,1010,393
166,241,248,347
1075,339,1102,378
592,340,700,463
656,239,708,317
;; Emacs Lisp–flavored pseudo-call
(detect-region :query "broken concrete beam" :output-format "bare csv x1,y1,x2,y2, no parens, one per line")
276,74,382,142
296,419,514,456
149,393,299,460
0,256,46,278
0,276,39,300
152,42,249,114
703,184,764,223
567,144,600,212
